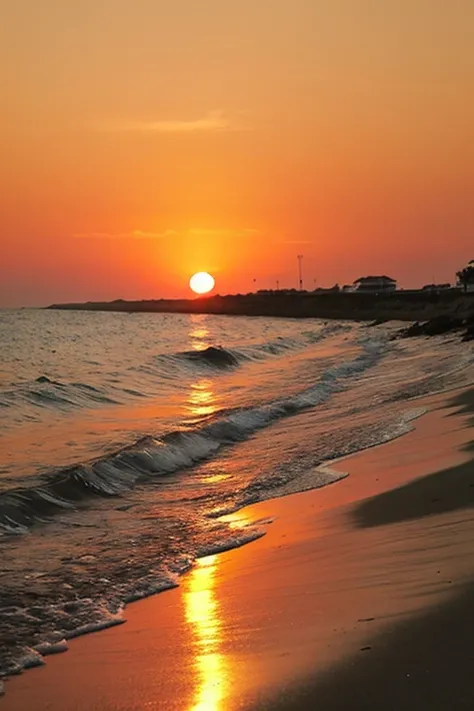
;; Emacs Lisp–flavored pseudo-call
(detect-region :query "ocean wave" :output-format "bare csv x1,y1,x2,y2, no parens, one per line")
0,377,118,413
158,339,298,371
0,336,385,534
175,345,241,368
153,325,353,374
0,324,350,422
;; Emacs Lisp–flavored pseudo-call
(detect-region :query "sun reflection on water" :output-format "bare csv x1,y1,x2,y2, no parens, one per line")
188,380,217,419
186,315,220,423
184,555,228,711
189,314,210,351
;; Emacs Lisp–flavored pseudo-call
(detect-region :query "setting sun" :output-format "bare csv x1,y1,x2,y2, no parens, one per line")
190,272,215,295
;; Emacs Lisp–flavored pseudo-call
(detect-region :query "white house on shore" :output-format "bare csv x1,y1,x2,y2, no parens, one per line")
352,276,397,293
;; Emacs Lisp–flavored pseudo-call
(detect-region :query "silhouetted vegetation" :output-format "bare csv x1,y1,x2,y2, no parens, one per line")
456,264,474,292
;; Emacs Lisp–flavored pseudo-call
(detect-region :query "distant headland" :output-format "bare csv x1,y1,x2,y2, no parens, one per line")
47,288,474,324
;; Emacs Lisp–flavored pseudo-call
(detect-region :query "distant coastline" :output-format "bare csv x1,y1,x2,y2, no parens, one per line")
47,290,474,323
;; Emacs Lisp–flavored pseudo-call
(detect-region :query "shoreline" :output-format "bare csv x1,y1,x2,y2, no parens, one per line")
2,385,474,708
46,290,474,323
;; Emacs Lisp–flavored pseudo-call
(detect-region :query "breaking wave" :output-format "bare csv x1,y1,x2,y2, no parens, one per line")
173,346,241,368
0,323,353,420
155,324,353,373
0,336,384,534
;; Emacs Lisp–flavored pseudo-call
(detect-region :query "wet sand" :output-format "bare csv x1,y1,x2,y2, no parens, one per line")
2,388,474,710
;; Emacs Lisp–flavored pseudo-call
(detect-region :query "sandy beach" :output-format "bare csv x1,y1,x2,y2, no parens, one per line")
3,0,474,707
2,386,474,710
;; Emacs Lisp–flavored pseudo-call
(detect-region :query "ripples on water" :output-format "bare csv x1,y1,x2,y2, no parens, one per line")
0,308,472,676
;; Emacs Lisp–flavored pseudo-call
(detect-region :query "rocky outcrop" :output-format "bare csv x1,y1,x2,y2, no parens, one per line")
462,317,474,342
398,315,473,340
399,316,464,338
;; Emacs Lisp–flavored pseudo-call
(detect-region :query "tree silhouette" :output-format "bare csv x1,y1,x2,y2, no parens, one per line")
456,264,474,292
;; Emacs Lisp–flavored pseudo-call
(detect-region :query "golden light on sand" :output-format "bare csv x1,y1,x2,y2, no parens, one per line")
184,555,228,711
190,272,215,295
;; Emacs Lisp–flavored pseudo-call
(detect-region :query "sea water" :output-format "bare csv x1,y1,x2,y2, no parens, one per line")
0,309,472,675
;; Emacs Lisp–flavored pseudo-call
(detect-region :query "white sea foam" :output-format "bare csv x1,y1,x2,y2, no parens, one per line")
34,639,69,656
16,648,45,670
195,526,267,558
65,616,125,639
124,574,182,603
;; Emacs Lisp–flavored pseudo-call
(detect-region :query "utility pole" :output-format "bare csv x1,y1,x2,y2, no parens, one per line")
276,280,279,291
297,255,304,291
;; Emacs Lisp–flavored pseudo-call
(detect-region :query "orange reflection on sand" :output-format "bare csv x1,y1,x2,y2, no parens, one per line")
184,555,228,711
222,508,254,530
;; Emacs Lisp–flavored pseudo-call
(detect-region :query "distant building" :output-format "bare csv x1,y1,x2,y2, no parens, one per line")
313,284,340,294
353,276,397,293
421,283,451,292
256,288,301,295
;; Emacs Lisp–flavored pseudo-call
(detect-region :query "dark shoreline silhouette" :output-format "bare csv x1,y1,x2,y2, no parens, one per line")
47,290,474,323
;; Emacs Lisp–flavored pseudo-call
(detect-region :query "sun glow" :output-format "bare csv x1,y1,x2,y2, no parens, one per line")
190,272,215,295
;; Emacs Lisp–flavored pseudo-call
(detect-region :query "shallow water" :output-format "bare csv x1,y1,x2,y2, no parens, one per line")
0,309,472,675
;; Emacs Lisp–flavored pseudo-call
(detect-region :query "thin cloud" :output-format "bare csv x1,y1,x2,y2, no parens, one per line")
74,228,258,240
111,111,247,134
187,228,259,238
74,230,175,239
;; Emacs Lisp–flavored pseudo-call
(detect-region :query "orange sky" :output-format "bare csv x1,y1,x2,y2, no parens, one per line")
1,0,473,306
